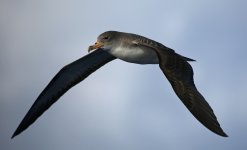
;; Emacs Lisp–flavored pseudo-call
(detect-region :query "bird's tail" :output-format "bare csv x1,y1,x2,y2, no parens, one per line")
178,54,196,61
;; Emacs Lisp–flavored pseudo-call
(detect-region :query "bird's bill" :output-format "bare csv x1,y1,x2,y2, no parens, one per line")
88,42,104,52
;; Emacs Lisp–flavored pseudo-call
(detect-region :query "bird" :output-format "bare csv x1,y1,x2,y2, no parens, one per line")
12,31,228,138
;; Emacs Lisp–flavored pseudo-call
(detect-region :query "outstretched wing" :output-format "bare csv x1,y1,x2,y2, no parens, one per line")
12,49,116,138
155,48,227,137
135,40,227,137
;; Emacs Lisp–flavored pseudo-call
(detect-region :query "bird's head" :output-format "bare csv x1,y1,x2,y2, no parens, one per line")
88,31,118,52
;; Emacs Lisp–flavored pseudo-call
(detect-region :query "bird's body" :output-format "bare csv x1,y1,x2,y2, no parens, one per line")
108,44,159,64
99,31,160,64
12,31,228,138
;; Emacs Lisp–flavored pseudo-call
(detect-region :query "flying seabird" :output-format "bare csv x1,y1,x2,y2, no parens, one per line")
12,31,228,138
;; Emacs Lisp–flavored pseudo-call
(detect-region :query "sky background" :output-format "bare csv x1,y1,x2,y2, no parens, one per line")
1,0,247,149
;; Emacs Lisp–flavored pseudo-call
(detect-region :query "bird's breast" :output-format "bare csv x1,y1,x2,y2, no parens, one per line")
107,46,159,64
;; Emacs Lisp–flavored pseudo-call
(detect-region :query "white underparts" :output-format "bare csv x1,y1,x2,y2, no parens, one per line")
107,46,159,64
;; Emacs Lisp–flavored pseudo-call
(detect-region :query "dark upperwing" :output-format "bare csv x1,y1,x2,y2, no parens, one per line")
155,47,228,137
12,49,116,138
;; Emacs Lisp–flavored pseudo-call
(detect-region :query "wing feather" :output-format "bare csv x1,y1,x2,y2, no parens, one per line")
12,49,115,138
156,48,228,137
136,42,227,137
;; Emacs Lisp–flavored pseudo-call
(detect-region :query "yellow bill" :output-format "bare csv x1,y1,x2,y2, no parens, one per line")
88,42,104,52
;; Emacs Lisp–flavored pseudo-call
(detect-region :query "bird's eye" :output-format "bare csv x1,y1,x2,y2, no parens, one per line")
103,36,109,40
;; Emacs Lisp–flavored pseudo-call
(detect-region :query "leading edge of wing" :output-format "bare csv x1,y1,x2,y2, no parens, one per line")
155,49,228,137
12,49,116,138
126,41,227,137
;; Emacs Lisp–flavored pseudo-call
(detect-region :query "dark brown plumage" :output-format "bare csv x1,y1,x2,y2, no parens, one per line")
156,47,227,137
12,31,227,138
12,49,115,138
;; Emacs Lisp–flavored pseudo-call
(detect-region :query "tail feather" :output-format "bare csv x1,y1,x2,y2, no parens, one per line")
179,54,196,61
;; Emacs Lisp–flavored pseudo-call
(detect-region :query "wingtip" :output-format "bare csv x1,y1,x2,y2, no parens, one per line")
11,132,17,139
11,130,20,139
214,127,228,137
11,126,23,139
219,131,228,137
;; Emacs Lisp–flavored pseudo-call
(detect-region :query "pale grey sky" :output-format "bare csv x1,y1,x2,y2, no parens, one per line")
1,0,246,150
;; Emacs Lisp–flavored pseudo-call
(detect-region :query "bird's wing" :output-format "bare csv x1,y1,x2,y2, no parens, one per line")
136,42,227,137
12,49,116,138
